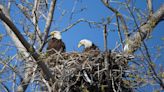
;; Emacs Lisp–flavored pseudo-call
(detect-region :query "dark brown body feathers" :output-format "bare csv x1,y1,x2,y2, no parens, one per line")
84,44,99,52
47,38,65,54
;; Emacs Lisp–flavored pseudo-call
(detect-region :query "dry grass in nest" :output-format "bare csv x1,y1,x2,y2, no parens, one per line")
40,50,134,92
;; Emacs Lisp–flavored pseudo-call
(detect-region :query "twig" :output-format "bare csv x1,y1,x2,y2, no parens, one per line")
39,0,57,52
123,4,164,54
61,19,84,33
142,42,164,89
61,19,103,33
133,4,164,85
16,4,42,43
101,0,129,40
42,78,52,92
0,83,9,92
146,0,153,17
103,25,109,70
69,0,78,22
32,0,42,44
112,77,117,92
116,15,124,49
104,24,108,52
0,8,55,83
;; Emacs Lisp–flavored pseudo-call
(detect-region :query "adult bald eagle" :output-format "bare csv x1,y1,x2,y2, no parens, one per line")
47,31,65,55
78,39,99,52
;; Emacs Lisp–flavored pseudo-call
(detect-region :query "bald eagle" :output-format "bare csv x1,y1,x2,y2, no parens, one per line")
78,39,99,52
47,31,65,55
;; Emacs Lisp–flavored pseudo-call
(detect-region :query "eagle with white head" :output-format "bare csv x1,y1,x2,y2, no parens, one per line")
78,39,99,52
47,31,65,55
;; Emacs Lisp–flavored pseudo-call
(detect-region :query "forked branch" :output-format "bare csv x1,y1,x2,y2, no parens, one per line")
0,6,55,83
123,4,164,54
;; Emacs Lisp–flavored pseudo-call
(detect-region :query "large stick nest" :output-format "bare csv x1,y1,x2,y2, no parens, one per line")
41,50,134,92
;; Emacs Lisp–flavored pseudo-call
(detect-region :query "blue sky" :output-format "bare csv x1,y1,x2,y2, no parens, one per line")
0,0,164,91
0,0,163,52
54,0,164,52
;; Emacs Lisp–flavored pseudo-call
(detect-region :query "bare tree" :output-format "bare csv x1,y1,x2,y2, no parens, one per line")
0,0,163,92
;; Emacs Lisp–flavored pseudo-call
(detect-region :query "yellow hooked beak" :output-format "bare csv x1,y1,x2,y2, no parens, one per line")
78,43,82,48
50,32,54,37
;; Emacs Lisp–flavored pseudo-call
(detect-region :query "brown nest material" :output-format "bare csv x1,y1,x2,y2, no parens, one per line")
41,50,134,92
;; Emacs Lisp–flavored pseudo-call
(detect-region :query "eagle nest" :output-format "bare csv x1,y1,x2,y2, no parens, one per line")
40,50,134,92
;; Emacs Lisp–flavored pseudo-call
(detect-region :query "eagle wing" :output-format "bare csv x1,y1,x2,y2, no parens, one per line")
47,38,65,55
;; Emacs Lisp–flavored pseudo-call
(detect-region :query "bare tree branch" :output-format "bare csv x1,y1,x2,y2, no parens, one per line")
116,16,124,49
0,1,163,91
142,42,164,89
147,0,153,17
123,4,163,88
16,3,42,45
0,5,55,91
103,25,108,52
0,4,35,91
0,9,35,54
0,83,9,92
123,4,164,54
101,0,129,40
31,0,42,44
103,25,108,70
61,19,103,33
39,0,57,52
61,19,85,33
